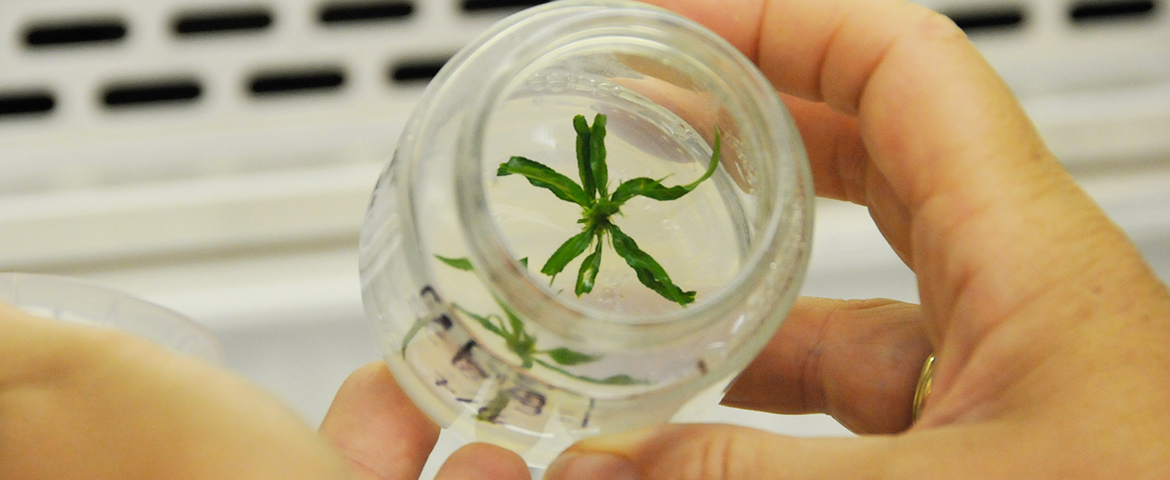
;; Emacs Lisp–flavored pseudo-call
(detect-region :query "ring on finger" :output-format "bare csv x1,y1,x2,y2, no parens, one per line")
912,354,935,422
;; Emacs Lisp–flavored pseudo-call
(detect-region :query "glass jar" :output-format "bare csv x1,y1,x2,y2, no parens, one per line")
359,0,813,468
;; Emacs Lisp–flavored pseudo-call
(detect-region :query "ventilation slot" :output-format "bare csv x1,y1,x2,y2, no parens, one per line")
0,92,56,118
1070,0,1158,23
946,7,1027,33
24,20,127,47
103,80,202,108
174,9,273,36
461,0,550,13
390,57,450,85
250,69,346,96
319,1,414,24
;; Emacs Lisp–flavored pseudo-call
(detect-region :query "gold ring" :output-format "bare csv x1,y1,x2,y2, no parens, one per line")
912,354,935,422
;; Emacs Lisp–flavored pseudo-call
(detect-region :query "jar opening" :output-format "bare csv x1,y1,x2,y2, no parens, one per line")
454,4,808,349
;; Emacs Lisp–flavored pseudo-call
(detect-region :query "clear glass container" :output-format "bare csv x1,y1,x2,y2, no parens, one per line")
0,272,224,364
359,0,813,467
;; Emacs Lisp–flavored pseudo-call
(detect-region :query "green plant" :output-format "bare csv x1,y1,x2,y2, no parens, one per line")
497,113,721,306
433,254,642,386
409,114,719,388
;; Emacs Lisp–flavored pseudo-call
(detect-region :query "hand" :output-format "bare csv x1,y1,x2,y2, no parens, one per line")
534,0,1170,479
0,303,352,480
0,297,533,480
0,302,527,480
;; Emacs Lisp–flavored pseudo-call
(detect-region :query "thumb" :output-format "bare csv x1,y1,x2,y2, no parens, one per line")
543,424,893,480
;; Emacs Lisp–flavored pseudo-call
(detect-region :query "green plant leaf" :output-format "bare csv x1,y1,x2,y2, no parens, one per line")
476,390,510,423
516,349,535,368
575,236,603,296
544,347,601,365
400,317,428,354
453,304,506,337
595,374,642,385
608,224,696,306
436,254,533,272
511,337,535,368
435,255,474,271
573,115,596,199
609,127,722,205
533,358,648,385
610,177,683,204
497,156,592,207
502,306,536,367
504,306,525,339
540,225,596,281
588,114,608,199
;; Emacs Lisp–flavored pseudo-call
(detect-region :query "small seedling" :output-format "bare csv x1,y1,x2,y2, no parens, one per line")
497,113,721,306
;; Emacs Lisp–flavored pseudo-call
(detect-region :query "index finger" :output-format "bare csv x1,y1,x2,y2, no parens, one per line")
642,0,1051,213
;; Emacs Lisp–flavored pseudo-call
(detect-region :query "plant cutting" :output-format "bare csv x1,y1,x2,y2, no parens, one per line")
433,254,642,386
414,113,721,389
497,113,722,306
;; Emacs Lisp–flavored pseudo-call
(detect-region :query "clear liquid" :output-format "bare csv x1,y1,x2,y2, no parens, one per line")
390,73,752,467
484,89,744,317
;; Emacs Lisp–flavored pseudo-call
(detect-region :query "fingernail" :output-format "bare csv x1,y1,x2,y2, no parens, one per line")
545,452,638,480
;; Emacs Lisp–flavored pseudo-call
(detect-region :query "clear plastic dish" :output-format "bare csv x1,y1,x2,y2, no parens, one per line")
0,272,224,365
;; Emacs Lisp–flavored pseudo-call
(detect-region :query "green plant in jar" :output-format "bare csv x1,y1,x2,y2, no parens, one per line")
359,2,814,467
423,112,722,389
497,113,721,306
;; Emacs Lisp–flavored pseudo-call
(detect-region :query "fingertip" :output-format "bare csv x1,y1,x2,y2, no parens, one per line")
435,443,531,480
321,361,440,480
553,424,893,480
335,361,390,392
635,0,767,59
323,361,435,433
550,424,755,480
545,452,638,480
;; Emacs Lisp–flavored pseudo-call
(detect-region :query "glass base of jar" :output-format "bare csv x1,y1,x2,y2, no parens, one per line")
385,316,734,467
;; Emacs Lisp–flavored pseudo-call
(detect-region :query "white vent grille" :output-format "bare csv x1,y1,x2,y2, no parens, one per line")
1,0,546,270
920,0,1170,167
0,0,539,190
1,0,1168,301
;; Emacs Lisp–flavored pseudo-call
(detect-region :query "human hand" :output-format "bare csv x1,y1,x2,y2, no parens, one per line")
0,298,531,480
530,0,1170,479
0,302,352,480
